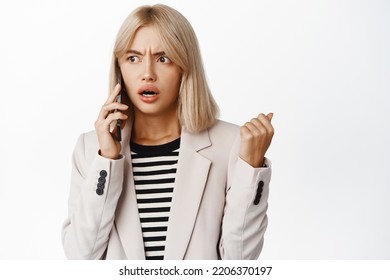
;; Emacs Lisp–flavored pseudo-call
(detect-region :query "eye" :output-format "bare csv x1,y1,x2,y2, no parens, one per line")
128,56,140,63
158,56,171,64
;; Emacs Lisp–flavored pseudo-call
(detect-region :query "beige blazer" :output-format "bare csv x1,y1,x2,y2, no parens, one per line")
62,120,271,259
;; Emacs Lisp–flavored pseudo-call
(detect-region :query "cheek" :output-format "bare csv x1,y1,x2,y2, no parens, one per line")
121,72,138,94
167,78,181,98
167,70,182,91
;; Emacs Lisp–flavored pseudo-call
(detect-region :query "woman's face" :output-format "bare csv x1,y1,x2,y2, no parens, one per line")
119,25,182,118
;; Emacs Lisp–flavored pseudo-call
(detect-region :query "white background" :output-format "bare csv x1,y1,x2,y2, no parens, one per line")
0,0,389,259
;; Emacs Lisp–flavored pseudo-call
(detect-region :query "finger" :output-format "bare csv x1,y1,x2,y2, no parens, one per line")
250,118,268,133
97,102,128,121
244,121,266,137
257,112,274,121
240,124,251,137
98,112,128,129
249,117,263,128
257,113,274,134
105,83,122,105
105,111,128,125
103,102,128,113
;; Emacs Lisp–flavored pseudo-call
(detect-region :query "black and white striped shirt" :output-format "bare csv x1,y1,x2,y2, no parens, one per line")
130,138,180,260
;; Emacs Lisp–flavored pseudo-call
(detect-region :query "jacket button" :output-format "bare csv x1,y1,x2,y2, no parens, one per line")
98,177,106,184
254,181,264,205
97,182,105,190
96,189,104,196
257,181,264,194
100,170,107,177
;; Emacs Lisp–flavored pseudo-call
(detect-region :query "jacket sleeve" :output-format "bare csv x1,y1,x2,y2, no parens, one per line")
219,136,272,260
61,133,125,259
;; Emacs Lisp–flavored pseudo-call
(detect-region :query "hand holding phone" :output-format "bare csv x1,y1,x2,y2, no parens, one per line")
94,67,128,159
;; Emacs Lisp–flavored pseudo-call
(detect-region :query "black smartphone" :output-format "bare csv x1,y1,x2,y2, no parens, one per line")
116,70,124,142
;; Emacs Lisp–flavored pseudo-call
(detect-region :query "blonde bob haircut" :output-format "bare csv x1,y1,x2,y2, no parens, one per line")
109,4,219,133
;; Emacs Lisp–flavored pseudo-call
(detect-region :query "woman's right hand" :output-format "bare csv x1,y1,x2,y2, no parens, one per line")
94,83,128,159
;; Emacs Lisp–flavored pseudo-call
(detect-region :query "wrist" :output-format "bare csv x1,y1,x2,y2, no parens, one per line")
99,149,121,160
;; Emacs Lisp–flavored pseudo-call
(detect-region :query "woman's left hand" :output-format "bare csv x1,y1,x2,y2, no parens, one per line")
239,113,275,168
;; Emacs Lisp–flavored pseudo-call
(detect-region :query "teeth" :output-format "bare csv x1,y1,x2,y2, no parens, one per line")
142,91,156,96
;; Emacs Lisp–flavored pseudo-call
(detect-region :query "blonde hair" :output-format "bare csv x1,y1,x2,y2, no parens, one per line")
109,4,219,133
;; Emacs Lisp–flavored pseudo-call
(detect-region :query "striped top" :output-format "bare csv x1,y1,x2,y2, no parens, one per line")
130,137,180,260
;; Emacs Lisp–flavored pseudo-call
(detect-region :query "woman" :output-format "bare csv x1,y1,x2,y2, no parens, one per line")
62,4,274,260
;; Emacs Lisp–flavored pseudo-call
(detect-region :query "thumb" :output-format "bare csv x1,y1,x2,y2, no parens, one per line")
267,112,274,121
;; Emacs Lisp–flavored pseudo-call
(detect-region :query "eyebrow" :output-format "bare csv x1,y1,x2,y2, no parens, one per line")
126,49,166,57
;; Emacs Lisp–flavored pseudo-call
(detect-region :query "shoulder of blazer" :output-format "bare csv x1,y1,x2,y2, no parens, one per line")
180,119,239,153
208,119,240,138
207,119,241,149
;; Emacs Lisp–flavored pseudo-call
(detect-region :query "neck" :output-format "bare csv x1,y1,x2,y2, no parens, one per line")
132,110,181,145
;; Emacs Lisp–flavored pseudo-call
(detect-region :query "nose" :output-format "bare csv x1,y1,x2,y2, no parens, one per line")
142,57,156,82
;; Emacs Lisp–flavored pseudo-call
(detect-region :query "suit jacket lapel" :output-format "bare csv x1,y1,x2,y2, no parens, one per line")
114,123,212,260
115,121,145,259
164,128,212,259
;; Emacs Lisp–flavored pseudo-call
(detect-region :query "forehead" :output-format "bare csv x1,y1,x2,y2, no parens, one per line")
129,25,163,51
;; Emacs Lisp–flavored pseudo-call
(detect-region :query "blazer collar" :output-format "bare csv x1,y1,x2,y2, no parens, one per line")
115,121,212,259
164,127,211,259
114,120,145,259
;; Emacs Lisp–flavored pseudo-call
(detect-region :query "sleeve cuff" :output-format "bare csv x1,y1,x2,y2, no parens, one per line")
97,150,124,160
231,157,272,190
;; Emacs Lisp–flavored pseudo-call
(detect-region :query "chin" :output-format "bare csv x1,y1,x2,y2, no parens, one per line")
134,104,164,116
132,99,178,118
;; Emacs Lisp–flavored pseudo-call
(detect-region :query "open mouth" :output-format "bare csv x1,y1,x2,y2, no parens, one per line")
138,85,160,103
141,90,158,97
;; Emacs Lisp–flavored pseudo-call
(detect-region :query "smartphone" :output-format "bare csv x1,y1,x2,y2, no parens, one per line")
116,70,124,142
